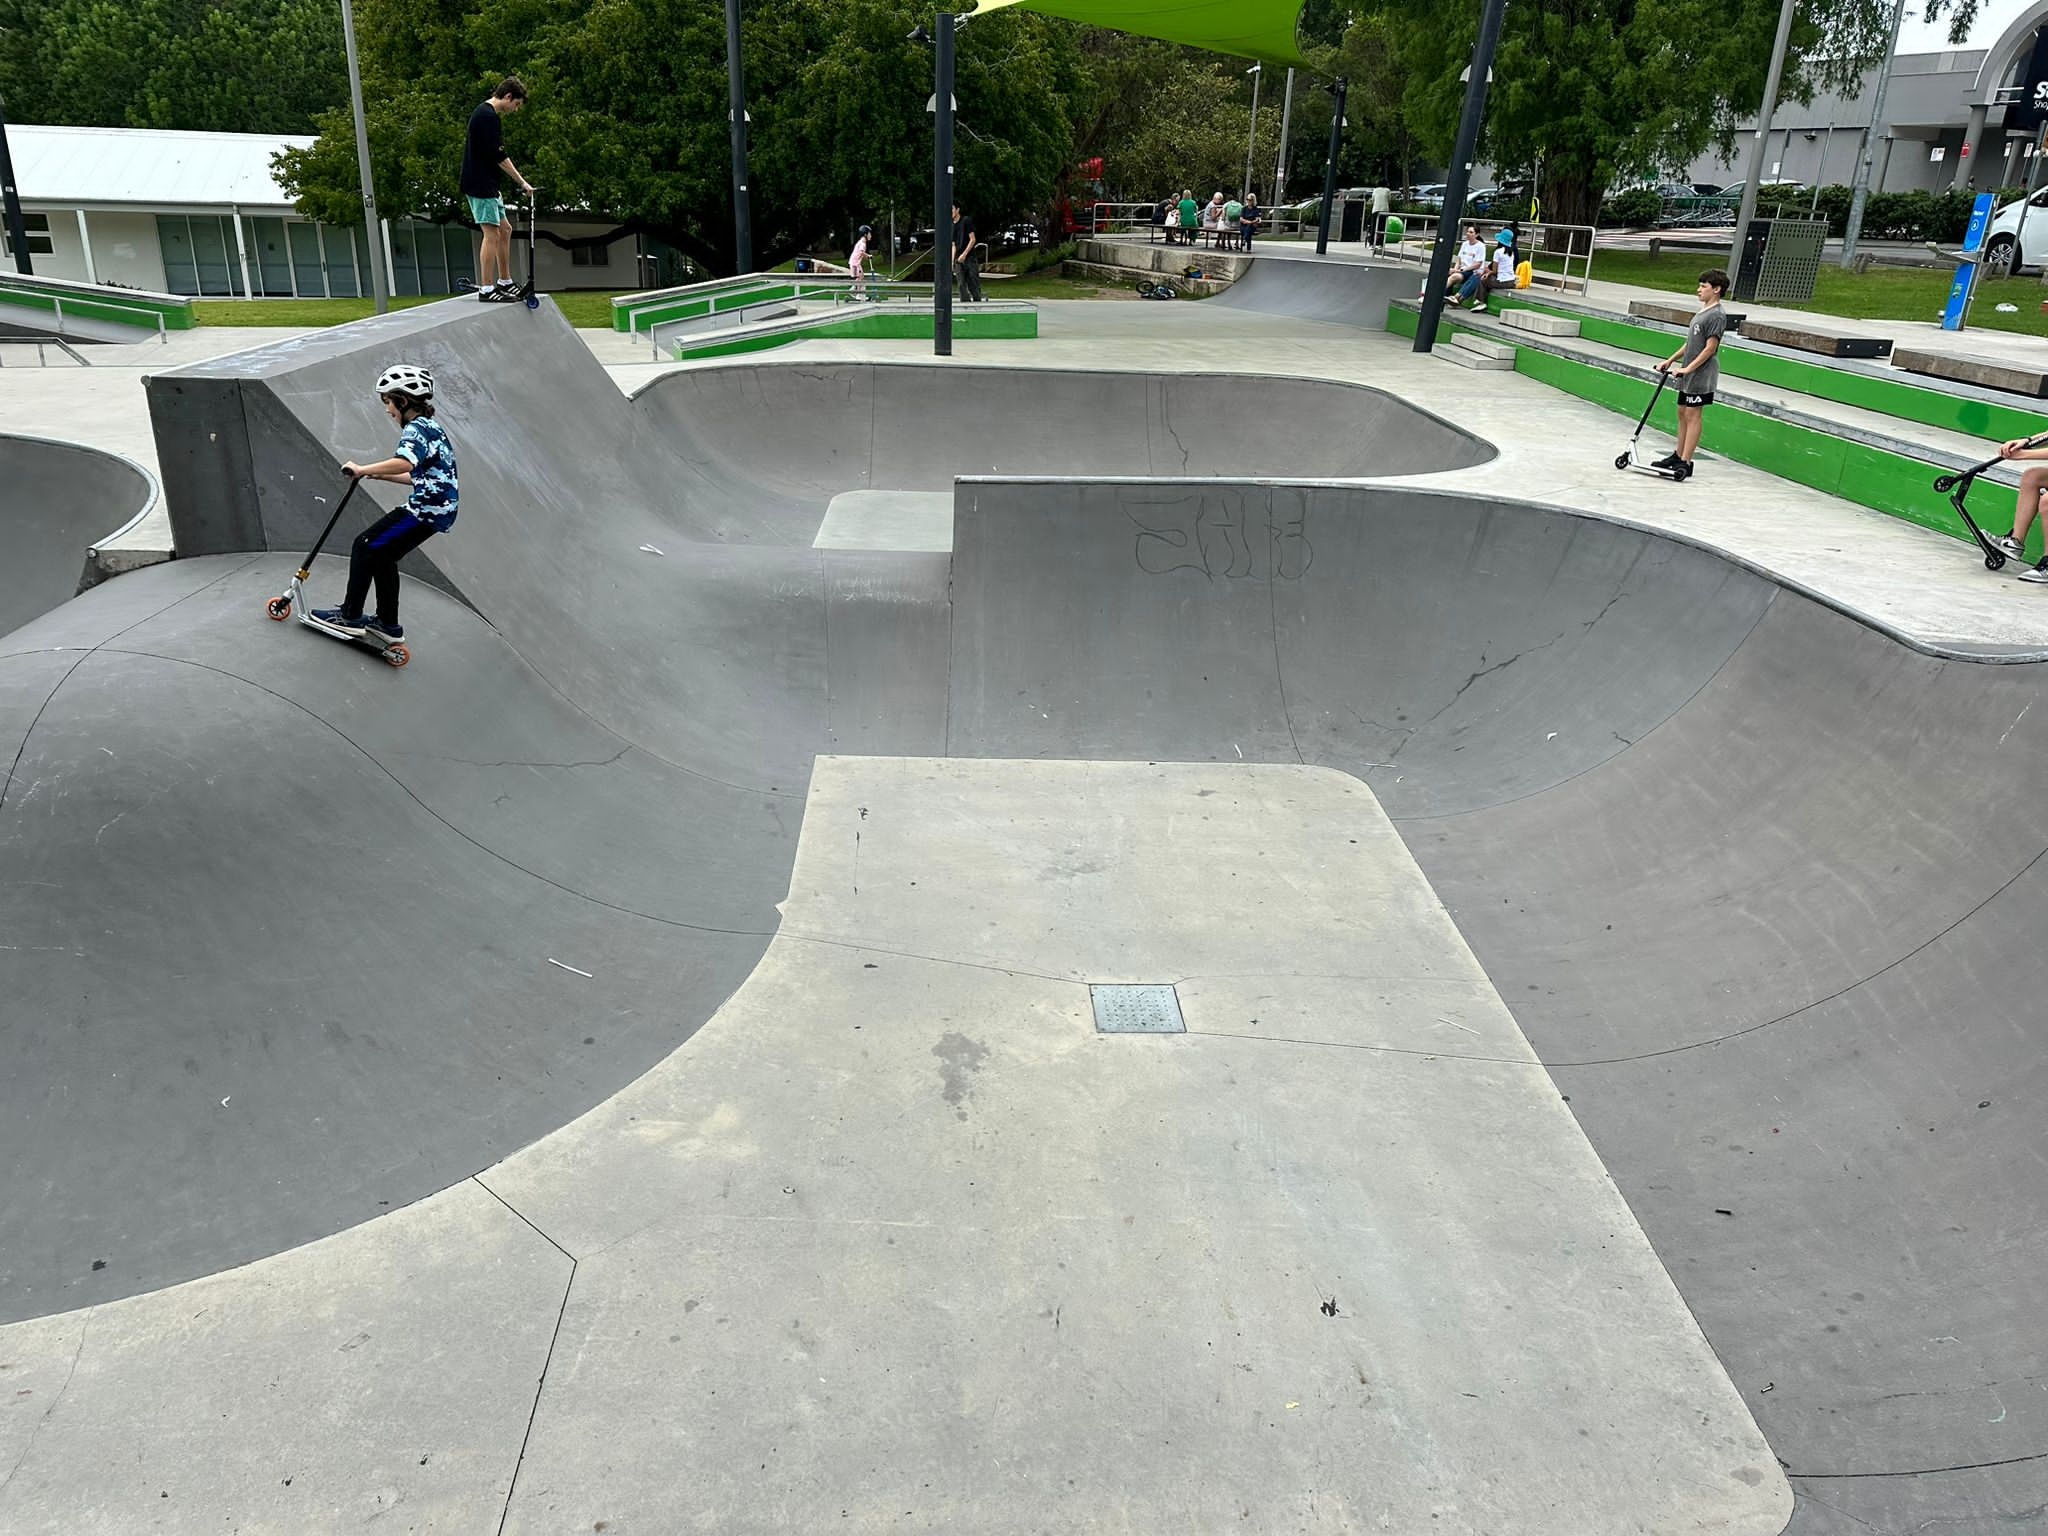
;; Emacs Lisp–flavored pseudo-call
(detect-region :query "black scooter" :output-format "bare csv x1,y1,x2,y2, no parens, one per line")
1933,432,2048,571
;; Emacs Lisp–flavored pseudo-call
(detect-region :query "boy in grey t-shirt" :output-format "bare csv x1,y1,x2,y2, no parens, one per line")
1654,269,1729,473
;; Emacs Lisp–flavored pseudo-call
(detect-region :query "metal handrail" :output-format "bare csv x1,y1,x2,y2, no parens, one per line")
622,271,936,358
0,335,91,366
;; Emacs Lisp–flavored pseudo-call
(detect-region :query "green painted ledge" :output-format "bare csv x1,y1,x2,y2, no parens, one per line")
1483,292,2041,443
673,305,1038,360
0,284,196,332
1388,300,2035,562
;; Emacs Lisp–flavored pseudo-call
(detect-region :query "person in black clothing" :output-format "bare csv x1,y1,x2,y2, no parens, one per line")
461,77,535,295
950,203,984,302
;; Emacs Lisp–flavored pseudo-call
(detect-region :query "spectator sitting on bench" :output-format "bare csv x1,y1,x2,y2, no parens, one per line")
1202,192,1227,244
1445,223,1486,299
1239,195,1263,250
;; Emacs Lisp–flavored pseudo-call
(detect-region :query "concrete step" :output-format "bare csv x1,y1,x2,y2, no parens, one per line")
1438,338,1515,370
1451,333,1518,362
1503,307,1581,337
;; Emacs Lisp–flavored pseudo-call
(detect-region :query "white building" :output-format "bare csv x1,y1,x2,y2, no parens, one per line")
1686,6,2048,193
2,124,652,298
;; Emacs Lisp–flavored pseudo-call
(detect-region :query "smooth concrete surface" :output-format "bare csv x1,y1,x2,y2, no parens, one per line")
7,258,2048,1532
814,488,955,551
475,757,1788,1534
0,1180,567,1534
0,433,158,635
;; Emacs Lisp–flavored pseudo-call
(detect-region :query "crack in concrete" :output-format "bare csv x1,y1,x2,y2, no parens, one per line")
0,1308,90,1502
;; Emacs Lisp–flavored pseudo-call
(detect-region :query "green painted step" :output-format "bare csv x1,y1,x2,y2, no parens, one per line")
1386,300,2037,564
1481,292,2040,443
0,283,195,332
672,304,1037,360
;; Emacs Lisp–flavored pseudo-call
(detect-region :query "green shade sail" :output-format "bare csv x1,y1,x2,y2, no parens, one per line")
965,0,1311,68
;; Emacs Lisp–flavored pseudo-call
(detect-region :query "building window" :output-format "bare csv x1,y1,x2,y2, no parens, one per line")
571,240,612,268
0,212,54,257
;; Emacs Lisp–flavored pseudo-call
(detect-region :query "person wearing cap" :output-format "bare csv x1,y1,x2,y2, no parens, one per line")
313,364,460,643
850,223,873,299
1457,227,1517,311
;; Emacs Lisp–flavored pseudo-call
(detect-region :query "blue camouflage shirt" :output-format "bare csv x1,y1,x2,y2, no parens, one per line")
397,417,459,533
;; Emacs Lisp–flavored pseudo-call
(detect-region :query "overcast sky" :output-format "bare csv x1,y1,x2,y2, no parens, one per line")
1896,0,2039,53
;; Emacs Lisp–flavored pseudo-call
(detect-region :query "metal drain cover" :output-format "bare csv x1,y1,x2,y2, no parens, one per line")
1090,984,1185,1034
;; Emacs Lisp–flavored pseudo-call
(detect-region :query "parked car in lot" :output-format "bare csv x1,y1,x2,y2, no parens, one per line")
1983,187,2048,275
1407,183,1449,210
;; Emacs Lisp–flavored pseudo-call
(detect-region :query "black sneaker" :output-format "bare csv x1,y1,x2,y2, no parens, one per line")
1650,454,1680,470
362,615,405,642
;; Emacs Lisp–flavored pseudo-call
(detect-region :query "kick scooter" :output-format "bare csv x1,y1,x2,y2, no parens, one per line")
1933,432,2048,571
264,472,410,667
1613,370,1692,482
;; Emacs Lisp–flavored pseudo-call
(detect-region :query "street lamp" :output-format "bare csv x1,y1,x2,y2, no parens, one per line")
726,0,753,273
910,16,958,357
336,0,389,313
1244,63,1262,201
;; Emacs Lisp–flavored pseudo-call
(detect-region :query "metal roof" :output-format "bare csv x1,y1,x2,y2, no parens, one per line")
9,124,314,211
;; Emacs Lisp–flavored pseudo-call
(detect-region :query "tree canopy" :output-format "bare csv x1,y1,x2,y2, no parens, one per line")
270,0,1083,274
0,0,346,135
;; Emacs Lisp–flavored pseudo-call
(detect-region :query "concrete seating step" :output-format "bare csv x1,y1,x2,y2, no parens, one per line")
1628,299,1748,332
1891,346,2048,398
1439,338,1514,370
1451,333,1518,361
1502,308,1580,337
1739,317,1891,359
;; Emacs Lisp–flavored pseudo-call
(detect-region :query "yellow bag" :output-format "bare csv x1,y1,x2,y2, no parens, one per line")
1515,259,1533,289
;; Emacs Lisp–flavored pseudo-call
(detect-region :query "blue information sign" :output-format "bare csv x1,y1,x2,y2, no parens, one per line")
1942,193,1998,331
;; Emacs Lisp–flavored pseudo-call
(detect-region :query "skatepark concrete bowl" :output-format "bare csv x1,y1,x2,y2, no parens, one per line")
5,295,2047,1531
0,433,158,638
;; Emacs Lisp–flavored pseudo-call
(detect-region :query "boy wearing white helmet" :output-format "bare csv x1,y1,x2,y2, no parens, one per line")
313,363,459,643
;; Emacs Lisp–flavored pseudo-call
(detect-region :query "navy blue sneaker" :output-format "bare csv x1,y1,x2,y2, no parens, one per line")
312,607,365,635
362,615,405,642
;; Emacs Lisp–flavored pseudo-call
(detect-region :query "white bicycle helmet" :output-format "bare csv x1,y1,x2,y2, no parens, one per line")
375,363,434,400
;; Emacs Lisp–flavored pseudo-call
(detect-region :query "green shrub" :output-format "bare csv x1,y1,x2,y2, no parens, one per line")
1599,187,1664,227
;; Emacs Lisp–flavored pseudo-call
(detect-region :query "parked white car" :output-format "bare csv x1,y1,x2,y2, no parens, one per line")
1982,188,2048,275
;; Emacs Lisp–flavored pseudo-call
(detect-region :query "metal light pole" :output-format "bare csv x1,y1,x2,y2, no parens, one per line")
1272,68,1296,204
1730,0,1798,287
1414,0,1510,353
725,0,753,273
0,92,33,276
336,0,388,313
934,12,955,356
1842,0,1909,267
1243,63,1263,200
1315,78,1347,255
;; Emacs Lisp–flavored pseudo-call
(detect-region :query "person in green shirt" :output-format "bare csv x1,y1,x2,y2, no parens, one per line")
1178,190,1198,243
1223,196,1244,250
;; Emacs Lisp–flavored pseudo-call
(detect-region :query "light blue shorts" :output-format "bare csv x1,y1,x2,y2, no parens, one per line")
467,195,505,227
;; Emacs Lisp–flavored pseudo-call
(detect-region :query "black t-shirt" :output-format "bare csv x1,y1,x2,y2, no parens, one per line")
953,215,976,261
460,102,504,198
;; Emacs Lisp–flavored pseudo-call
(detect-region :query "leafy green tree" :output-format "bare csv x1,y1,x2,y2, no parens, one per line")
1374,0,1979,228
273,0,1081,275
1091,50,1282,204
0,0,345,134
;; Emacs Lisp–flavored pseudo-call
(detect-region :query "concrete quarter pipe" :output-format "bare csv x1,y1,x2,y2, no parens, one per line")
1,293,2043,1531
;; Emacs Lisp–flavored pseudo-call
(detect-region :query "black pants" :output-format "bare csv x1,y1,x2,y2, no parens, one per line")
342,510,435,623
953,256,984,302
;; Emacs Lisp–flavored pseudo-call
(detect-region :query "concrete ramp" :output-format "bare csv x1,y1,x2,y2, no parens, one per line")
1208,254,1421,328
0,434,158,636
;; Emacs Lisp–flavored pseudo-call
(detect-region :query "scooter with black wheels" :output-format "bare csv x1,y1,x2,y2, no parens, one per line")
1613,370,1691,482
1933,432,2048,571
264,472,410,668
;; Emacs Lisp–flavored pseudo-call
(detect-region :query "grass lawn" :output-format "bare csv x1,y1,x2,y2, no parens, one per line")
193,290,628,328
1587,248,2048,337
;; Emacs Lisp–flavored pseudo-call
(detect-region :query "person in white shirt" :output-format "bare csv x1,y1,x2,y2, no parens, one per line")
1444,223,1486,299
